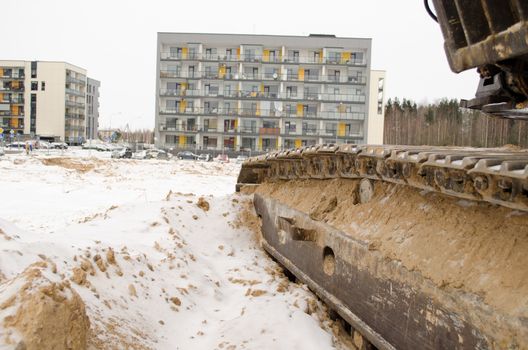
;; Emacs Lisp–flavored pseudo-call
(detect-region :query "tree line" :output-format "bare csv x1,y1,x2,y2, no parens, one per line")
383,98,527,148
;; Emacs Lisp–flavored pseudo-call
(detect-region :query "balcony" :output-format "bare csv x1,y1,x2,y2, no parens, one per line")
160,52,367,66
158,106,365,120
159,124,198,132
66,113,85,120
0,97,25,104
66,88,85,97
66,75,86,85
65,100,86,108
65,125,86,132
259,127,280,136
0,73,25,80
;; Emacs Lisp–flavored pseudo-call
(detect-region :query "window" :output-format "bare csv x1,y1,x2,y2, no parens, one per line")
31,81,38,91
31,61,37,78
41,82,45,91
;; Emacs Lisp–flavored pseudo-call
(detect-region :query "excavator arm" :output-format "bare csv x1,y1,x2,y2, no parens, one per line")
429,0,528,119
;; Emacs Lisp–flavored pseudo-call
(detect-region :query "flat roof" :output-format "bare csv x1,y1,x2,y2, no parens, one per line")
157,32,371,49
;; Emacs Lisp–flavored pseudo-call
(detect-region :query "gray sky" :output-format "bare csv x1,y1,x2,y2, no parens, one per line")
4,0,477,129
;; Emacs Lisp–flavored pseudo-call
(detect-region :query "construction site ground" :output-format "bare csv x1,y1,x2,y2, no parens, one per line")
0,150,348,350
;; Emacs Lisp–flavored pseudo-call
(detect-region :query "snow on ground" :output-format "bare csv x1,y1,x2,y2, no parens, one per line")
0,149,343,349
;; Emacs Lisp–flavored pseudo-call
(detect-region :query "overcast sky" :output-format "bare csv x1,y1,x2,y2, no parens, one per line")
4,0,478,129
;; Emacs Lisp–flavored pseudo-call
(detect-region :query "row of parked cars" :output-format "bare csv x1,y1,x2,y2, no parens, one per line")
4,141,68,150
110,147,172,160
175,151,248,163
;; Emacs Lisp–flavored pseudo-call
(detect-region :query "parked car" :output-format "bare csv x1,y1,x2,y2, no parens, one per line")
36,141,52,149
146,149,171,160
177,151,197,160
236,155,248,164
132,150,147,159
51,142,68,149
6,142,25,149
111,147,132,159
196,153,212,162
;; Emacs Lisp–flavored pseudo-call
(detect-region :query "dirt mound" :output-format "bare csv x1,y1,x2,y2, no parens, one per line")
1,263,90,350
196,197,210,212
255,179,528,318
40,157,99,173
233,197,262,244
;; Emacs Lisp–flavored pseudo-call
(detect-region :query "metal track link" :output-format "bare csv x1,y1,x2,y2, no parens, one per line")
237,144,528,212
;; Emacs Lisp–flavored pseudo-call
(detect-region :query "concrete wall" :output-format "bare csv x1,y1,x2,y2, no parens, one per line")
367,70,386,144
34,62,67,139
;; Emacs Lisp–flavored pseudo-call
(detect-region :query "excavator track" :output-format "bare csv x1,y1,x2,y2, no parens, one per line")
237,144,528,350
238,144,528,212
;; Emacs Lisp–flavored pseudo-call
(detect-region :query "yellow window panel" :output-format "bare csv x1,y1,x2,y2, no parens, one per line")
338,123,346,137
296,104,304,117
258,137,263,150
218,65,226,78
259,84,264,93
11,105,18,115
342,52,351,63
0,68,3,76
295,139,302,148
11,117,18,128
256,103,261,116
182,47,188,59
263,50,270,62
179,100,187,113
236,48,241,59
298,68,304,81
319,50,324,63
12,81,19,89
179,135,186,146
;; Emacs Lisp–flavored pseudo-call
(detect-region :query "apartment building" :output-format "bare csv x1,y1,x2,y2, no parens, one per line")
0,60,100,144
86,78,101,140
155,33,385,152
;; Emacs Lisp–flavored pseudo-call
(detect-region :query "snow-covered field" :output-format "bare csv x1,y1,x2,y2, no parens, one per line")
0,149,343,349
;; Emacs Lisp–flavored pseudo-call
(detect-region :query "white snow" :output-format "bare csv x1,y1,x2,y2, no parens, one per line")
0,149,343,349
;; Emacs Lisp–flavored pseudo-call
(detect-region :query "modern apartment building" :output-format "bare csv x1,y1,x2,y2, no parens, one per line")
155,33,386,152
86,78,101,140
0,60,100,144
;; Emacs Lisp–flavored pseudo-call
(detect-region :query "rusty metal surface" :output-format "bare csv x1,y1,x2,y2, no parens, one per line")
431,0,528,73
254,194,516,350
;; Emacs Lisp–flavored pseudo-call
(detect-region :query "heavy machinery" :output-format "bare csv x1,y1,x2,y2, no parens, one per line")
237,2,528,349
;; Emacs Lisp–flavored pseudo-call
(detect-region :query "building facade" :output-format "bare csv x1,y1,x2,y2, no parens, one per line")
155,33,386,152
86,78,101,140
0,60,100,144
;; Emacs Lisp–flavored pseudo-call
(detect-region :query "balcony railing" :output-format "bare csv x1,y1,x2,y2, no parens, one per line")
66,113,85,120
159,70,367,85
66,76,86,85
0,97,25,104
160,52,367,65
66,88,86,97
158,124,364,140
65,100,86,108
259,127,281,135
65,125,86,132
0,73,25,79
159,107,365,120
